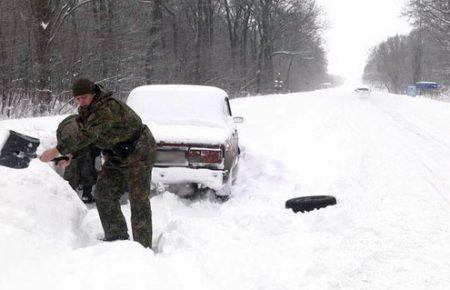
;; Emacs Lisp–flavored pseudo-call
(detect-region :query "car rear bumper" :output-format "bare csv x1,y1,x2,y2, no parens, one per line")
151,166,227,190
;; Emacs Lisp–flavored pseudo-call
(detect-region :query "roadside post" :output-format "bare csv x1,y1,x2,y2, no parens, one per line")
407,85,416,97
274,73,283,94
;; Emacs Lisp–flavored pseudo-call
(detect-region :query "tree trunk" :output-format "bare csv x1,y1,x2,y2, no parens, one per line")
30,0,53,113
93,0,114,79
145,0,163,83
258,0,274,93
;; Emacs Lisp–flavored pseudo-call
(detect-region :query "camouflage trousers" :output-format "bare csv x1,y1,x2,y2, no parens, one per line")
64,149,99,189
95,160,153,248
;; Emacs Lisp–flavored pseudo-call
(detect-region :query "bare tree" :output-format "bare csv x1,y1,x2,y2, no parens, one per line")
28,0,95,113
364,35,411,93
404,0,450,84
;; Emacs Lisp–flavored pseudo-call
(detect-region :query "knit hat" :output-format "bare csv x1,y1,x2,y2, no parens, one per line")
72,78,95,96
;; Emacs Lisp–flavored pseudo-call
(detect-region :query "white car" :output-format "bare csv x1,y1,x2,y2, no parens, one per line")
354,87,371,95
127,85,242,198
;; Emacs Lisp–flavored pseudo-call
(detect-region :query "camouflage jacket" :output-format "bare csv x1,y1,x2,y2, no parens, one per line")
57,86,156,167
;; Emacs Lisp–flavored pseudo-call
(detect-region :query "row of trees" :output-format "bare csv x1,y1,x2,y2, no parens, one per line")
0,0,330,118
363,0,449,94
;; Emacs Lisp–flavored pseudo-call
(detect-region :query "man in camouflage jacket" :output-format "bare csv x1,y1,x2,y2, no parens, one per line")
41,78,157,248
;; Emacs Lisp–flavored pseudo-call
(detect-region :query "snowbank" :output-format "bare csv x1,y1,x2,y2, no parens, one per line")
0,115,67,155
1,87,450,289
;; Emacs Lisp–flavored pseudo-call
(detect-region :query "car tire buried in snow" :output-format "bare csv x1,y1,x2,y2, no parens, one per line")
285,195,337,213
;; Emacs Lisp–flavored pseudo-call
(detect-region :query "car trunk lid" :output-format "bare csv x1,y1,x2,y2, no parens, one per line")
146,123,230,145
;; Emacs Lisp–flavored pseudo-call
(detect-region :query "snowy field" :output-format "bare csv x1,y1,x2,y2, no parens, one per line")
1,87,450,289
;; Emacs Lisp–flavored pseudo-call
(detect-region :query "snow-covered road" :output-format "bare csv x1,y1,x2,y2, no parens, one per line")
1,87,450,289
233,88,450,289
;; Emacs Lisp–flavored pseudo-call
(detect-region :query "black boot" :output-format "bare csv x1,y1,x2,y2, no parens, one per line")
81,186,95,204
102,234,130,242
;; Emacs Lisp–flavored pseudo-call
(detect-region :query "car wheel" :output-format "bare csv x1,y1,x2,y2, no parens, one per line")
231,163,239,185
285,195,336,213
198,188,230,202
172,183,197,198
215,182,231,197
214,194,230,202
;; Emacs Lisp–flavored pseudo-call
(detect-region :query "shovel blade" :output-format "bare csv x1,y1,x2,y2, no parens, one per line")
0,130,40,169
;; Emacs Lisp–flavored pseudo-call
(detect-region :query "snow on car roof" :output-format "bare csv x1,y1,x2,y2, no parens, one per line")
416,81,437,85
127,85,229,128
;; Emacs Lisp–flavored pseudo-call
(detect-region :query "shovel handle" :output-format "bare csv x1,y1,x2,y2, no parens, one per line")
51,156,70,164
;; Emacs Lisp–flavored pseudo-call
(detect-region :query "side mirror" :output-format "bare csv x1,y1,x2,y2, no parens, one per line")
233,116,244,123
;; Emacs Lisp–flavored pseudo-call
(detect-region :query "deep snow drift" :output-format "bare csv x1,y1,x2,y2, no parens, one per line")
1,87,450,290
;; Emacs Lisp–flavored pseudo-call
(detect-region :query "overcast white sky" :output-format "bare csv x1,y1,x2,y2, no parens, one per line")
316,0,412,82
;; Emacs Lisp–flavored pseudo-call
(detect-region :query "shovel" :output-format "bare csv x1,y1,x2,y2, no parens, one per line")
0,130,68,169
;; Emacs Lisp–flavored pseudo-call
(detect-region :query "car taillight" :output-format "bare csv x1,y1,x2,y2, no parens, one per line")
187,148,222,164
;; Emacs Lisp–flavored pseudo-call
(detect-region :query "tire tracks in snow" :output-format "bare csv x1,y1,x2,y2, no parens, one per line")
367,96,450,207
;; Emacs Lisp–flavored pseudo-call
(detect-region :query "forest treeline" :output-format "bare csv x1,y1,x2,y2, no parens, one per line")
0,0,335,118
363,0,450,94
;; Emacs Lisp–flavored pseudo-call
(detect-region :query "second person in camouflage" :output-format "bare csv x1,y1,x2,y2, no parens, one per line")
57,114,100,204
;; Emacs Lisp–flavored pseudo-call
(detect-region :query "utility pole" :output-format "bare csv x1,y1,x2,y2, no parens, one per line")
413,0,423,84
272,51,314,92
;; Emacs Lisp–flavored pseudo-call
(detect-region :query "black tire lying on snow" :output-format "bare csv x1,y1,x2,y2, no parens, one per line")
285,195,336,213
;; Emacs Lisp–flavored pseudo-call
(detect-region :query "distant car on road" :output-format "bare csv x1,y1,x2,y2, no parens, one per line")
415,81,439,96
354,87,371,94
127,85,242,199
354,87,371,98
